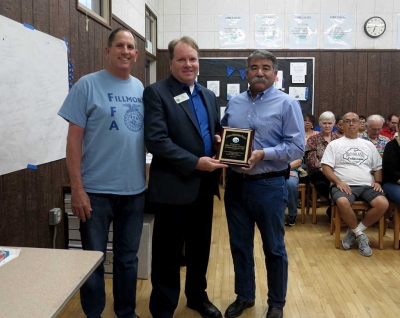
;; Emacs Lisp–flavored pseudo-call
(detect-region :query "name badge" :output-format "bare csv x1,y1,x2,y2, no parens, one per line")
174,93,189,104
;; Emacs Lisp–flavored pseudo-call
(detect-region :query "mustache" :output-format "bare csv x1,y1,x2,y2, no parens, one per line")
251,77,268,84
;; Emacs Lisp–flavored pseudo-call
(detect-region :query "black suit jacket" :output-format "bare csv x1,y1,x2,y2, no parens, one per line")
144,75,221,205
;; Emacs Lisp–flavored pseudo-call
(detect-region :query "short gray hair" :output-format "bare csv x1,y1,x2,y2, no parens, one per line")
319,111,336,123
247,50,278,70
366,114,385,126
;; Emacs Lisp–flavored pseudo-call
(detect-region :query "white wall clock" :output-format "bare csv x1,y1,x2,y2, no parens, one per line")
364,16,386,38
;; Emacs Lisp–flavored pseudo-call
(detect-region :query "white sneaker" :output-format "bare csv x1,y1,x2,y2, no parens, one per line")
357,233,372,257
342,228,356,250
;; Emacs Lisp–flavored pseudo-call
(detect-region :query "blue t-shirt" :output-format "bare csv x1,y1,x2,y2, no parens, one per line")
58,70,145,195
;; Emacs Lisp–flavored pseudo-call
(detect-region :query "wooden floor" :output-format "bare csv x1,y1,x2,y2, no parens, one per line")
59,188,400,318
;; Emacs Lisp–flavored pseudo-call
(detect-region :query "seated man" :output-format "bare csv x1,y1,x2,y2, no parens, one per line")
358,115,366,135
358,114,390,155
381,113,399,140
321,112,389,257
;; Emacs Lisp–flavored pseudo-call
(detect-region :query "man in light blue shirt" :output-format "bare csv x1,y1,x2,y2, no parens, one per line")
58,28,145,318
221,50,304,318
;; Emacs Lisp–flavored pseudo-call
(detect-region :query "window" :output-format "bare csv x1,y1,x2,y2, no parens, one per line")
77,0,111,28
145,6,157,56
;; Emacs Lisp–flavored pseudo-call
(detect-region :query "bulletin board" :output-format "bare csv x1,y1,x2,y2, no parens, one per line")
198,57,314,116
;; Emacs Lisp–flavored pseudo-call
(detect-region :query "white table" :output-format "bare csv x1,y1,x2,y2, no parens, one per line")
0,247,103,317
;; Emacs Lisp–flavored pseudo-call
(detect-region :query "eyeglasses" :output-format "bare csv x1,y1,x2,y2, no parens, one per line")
343,119,360,124
368,127,382,132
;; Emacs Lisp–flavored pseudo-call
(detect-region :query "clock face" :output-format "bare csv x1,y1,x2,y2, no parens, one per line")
364,17,386,38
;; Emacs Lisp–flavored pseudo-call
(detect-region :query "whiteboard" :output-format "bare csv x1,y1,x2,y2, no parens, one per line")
0,15,69,175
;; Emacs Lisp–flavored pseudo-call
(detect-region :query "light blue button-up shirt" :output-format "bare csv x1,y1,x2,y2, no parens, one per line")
221,85,305,175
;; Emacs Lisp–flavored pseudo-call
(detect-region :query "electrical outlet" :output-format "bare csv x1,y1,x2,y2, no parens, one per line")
49,208,62,226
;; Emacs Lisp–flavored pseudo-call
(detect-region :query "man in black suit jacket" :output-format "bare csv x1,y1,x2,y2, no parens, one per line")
143,36,227,318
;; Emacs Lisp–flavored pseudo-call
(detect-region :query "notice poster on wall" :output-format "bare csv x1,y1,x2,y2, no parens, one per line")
323,14,354,49
289,14,317,49
219,15,248,49
255,14,284,49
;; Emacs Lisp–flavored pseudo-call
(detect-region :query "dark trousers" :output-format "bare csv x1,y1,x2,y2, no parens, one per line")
149,177,215,318
309,169,331,200
224,172,288,307
80,192,145,318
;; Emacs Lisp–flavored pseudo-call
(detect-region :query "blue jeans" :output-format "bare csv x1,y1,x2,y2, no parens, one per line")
287,175,299,217
224,172,288,307
383,183,400,206
80,192,145,318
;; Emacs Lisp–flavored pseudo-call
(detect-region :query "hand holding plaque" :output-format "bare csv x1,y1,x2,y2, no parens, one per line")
217,127,254,167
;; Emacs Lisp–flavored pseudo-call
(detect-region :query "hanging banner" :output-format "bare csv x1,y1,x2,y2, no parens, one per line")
255,14,284,49
219,15,248,49
289,14,317,49
323,14,354,49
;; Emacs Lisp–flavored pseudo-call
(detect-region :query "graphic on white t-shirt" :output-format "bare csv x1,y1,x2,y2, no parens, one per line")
341,147,368,166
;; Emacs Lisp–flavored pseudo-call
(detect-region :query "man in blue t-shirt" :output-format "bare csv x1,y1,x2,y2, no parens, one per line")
58,28,145,318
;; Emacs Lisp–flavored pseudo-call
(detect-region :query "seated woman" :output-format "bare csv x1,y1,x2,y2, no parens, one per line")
304,113,319,144
285,159,303,227
335,116,345,136
305,111,341,217
382,120,400,207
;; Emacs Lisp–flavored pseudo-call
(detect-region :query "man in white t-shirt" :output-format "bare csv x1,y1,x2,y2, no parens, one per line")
321,112,388,257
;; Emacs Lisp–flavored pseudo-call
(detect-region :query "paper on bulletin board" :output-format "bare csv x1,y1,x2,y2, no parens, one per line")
323,14,354,49
227,84,240,100
220,106,226,120
292,75,305,83
274,71,284,89
255,14,283,49
290,62,307,76
289,14,317,49
289,87,309,101
207,81,220,97
219,15,248,49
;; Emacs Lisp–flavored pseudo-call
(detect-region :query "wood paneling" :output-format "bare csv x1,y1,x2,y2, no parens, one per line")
33,0,49,33
21,0,33,25
0,1,146,248
157,49,400,119
342,52,358,114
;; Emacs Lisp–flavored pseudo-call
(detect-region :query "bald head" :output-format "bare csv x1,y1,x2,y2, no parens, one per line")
342,112,360,138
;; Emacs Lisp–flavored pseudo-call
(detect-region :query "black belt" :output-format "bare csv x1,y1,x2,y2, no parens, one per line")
233,170,287,180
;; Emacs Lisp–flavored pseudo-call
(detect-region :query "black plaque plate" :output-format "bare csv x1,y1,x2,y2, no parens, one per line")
217,127,254,167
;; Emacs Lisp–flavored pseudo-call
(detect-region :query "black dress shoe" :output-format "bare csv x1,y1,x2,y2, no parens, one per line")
224,299,255,318
187,299,222,318
266,306,283,318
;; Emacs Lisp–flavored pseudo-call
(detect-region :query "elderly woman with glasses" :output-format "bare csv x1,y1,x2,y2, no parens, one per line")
305,111,341,218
